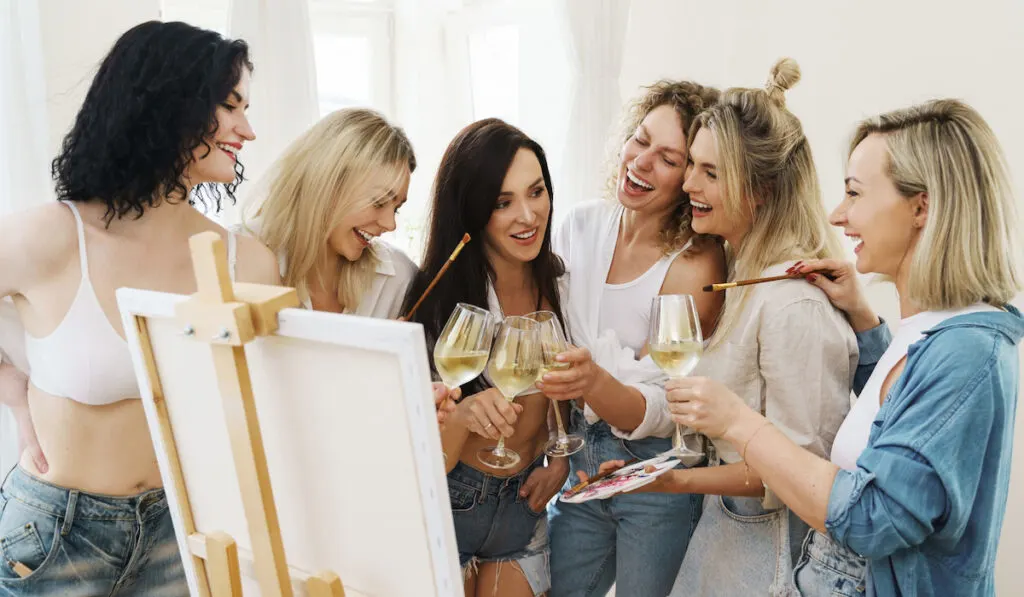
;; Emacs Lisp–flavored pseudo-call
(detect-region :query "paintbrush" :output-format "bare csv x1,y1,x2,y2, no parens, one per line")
702,269,837,292
702,273,803,292
399,233,471,322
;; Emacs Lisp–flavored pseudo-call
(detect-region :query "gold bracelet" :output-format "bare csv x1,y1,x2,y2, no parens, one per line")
741,420,772,487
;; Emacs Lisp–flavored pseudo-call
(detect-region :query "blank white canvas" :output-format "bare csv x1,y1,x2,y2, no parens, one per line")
118,288,460,597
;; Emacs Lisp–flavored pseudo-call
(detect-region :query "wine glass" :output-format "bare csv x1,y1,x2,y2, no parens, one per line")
525,310,585,457
433,303,495,393
477,316,541,469
648,294,704,459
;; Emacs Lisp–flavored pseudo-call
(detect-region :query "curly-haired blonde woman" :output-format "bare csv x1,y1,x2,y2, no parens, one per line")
540,79,726,597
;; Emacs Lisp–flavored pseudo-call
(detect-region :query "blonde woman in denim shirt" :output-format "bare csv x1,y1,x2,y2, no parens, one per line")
666,99,1022,597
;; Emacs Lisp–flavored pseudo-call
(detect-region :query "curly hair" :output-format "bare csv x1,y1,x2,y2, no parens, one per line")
51,21,253,224
605,80,721,253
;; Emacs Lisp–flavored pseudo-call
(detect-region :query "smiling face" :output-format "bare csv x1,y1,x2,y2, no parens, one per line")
830,133,925,277
683,126,754,247
483,148,551,268
186,68,255,185
328,164,411,262
615,104,689,215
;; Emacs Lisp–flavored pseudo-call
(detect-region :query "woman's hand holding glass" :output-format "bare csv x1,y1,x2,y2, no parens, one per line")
525,310,586,457
433,302,494,425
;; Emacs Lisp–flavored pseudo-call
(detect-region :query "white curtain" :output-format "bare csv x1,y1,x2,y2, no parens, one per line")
0,0,49,475
558,0,632,207
224,0,320,227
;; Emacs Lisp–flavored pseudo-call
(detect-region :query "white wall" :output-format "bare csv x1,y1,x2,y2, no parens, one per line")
621,0,1024,593
39,0,160,157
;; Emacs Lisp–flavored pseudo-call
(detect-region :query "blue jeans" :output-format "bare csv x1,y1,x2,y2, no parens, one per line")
793,531,868,597
448,455,550,595
0,466,186,596
547,408,703,597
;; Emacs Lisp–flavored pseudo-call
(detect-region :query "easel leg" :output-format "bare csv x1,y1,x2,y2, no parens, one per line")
206,532,244,597
307,571,346,597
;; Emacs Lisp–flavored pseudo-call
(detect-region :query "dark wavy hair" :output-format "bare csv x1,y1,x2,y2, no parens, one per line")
51,21,253,224
404,119,566,395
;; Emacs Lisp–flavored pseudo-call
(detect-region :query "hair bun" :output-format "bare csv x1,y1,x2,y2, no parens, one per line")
765,58,801,105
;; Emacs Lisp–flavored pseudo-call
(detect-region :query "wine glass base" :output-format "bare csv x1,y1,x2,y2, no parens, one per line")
478,447,521,470
544,435,585,458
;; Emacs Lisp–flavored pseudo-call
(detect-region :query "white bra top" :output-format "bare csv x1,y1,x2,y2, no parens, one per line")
830,302,1000,470
23,201,238,406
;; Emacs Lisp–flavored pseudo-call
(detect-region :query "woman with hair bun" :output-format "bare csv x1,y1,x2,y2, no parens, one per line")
590,58,858,596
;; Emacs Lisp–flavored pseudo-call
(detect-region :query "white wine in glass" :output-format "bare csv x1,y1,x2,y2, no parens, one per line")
478,316,541,469
649,294,704,458
433,303,495,390
525,310,585,458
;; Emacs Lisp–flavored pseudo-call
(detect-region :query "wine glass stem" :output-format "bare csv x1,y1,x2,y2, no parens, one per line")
551,398,568,442
669,375,683,451
495,392,512,456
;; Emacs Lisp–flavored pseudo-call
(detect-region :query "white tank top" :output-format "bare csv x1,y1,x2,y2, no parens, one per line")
830,303,1000,470
598,240,691,356
23,201,238,406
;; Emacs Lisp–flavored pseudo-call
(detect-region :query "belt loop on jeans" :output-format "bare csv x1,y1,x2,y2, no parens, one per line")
61,490,79,537
478,474,489,504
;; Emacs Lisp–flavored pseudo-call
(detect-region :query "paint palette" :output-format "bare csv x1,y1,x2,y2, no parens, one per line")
559,457,680,504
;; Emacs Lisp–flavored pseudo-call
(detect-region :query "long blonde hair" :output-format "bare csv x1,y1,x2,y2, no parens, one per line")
850,100,1021,308
696,58,843,346
244,108,415,310
605,80,722,253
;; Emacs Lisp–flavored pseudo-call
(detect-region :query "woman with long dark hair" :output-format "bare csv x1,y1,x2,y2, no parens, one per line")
0,21,278,594
404,119,568,596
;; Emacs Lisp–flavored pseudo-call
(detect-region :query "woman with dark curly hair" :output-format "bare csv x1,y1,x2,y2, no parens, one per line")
0,21,279,594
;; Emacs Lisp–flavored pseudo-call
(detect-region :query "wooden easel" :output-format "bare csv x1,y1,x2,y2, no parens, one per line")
132,231,345,597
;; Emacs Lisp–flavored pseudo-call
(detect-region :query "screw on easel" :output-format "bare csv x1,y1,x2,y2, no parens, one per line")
183,325,195,337
215,328,231,341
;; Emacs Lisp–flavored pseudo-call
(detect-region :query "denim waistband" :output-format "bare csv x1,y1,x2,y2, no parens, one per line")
804,530,867,580
1,466,168,523
448,455,545,498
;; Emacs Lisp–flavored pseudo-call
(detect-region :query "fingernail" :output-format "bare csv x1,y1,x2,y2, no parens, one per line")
807,274,818,282
536,382,545,389
555,354,566,362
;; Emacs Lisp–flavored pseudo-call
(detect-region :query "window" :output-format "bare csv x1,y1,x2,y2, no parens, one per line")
309,1,394,118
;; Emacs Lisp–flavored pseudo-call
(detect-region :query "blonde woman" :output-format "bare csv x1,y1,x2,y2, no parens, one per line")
590,59,858,595
243,108,417,318
668,99,1022,597
539,80,725,596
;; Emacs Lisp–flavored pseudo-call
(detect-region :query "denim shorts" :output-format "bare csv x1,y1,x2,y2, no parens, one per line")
447,455,550,595
0,466,187,596
793,530,868,597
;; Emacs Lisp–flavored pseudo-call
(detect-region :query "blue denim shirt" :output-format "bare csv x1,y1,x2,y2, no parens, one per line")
826,305,1023,597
